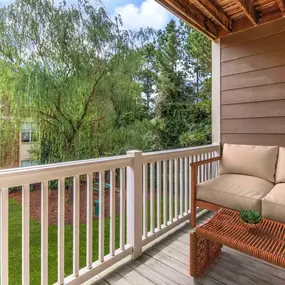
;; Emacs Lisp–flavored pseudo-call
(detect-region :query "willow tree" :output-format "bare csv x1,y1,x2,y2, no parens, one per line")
0,0,153,163
0,60,19,168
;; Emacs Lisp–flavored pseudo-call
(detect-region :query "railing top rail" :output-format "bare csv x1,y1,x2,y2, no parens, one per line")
0,144,220,188
0,155,132,189
142,144,220,163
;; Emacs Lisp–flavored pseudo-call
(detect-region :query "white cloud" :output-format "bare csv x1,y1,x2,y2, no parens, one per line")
114,0,171,31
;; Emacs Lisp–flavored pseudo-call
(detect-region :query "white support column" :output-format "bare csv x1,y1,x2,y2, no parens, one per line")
126,150,143,259
212,40,221,145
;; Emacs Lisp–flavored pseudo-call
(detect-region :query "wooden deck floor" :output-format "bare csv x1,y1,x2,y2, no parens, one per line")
92,212,285,285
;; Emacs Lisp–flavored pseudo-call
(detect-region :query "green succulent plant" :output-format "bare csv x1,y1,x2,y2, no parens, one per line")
240,210,262,224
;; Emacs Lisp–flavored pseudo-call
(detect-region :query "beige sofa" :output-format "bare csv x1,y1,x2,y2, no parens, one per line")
191,143,285,226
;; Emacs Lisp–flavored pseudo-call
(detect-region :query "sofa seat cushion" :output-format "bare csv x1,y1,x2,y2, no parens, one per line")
262,184,285,223
197,174,274,212
220,143,278,182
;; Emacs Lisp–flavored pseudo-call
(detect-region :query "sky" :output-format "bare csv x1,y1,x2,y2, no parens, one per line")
0,0,174,31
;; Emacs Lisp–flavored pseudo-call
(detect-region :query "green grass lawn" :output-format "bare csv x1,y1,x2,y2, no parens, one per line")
8,196,182,284
9,199,122,284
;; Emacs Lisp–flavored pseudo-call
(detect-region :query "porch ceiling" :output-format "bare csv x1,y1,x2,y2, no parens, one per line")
155,0,285,40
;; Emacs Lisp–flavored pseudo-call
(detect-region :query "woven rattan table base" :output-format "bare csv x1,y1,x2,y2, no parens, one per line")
190,209,285,277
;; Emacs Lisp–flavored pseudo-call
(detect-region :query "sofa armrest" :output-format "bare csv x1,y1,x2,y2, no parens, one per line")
190,156,220,227
191,156,220,189
191,156,221,169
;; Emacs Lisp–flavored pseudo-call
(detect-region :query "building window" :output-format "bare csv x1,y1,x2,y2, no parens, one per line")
21,160,38,167
21,123,37,143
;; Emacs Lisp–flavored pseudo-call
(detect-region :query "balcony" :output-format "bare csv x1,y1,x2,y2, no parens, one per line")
1,0,285,284
0,144,221,285
1,141,285,285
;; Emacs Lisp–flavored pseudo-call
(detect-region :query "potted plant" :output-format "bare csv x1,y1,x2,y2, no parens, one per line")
240,210,262,229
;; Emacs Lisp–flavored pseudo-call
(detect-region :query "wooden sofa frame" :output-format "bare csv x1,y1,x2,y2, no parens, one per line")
191,156,222,227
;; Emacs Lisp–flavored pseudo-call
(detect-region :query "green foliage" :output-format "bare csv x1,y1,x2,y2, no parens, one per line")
0,0,212,167
154,21,211,149
240,210,262,224
0,61,19,168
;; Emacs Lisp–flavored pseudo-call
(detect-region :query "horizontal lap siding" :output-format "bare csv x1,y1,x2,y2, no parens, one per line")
220,18,285,147
221,83,285,105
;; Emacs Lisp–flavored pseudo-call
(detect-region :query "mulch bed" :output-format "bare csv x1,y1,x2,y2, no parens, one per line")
9,181,122,225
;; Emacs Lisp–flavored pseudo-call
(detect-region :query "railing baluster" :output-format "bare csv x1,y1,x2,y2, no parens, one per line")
150,162,155,233
163,160,167,226
86,173,93,269
212,151,216,178
184,156,188,214
58,178,65,284
143,164,148,238
189,156,192,213
174,158,178,219
157,161,161,230
73,175,80,277
197,154,201,184
200,153,204,182
179,158,184,217
41,181,49,285
120,168,126,250
210,152,214,178
110,169,116,256
99,171,105,262
22,184,30,285
169,160,173,222
204,153,208,181
207,152,211,180
216,152,220,177
0,188,8,285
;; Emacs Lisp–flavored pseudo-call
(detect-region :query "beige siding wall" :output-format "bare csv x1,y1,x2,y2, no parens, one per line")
220,18,285,147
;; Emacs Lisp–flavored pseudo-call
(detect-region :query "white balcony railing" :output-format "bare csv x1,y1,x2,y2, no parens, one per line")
0,144,220,285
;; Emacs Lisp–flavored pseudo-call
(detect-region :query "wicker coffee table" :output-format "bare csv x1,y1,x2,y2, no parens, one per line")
190,208,285,277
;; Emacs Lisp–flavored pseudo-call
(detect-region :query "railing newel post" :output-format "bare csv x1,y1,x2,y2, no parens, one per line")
126,150,143,259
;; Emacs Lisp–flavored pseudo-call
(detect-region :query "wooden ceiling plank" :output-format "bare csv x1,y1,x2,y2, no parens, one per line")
235,0,259,25
276,0,285,15
190,0,232,32
155,0,218,40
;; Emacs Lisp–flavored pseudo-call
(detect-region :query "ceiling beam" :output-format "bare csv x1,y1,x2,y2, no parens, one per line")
190,0,232,32
276,0,285,15
219,9,283,38
156,0,219,40
235,0,259,25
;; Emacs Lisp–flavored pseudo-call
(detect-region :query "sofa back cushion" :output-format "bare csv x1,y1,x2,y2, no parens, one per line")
276,147,285,183
219,143,278,182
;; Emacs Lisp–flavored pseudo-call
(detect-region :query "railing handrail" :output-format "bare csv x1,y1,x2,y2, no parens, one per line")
0,155,132,188
142,144,220,163
0,144,220,188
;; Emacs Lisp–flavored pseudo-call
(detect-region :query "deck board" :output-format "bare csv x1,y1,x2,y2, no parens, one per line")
92,213,285,285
